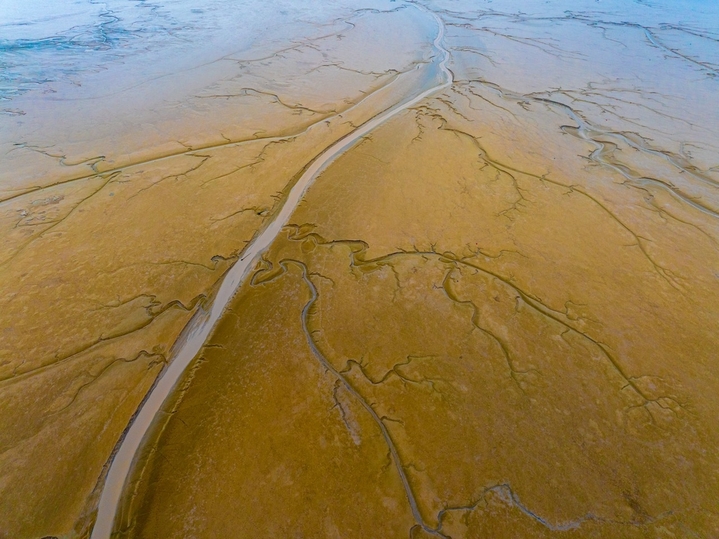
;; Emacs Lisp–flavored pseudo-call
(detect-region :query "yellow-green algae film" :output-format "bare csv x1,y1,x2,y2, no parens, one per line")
1,0,718,538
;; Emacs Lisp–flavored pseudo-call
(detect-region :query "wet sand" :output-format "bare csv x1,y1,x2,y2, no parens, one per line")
1,0,719,538
90,8,451,536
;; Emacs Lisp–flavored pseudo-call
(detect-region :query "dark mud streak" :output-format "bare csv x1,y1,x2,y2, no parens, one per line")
422,108,690,290
3,4,432,208
271,231,673,535
90,5,454,533
285,226,685,423
430,483,669,534
455,79,719,222
45,351,167,418
0,292,206,385
339,355,445,397
125,155,210,200
288,259,446,537
440,268,536,393
436,4,719,77
0,63,417,207
0,172,119,269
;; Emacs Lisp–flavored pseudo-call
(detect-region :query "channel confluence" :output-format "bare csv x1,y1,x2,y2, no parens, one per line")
88,4,452,538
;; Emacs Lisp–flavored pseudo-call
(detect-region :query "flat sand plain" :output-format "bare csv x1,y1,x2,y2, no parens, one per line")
1,0,719,538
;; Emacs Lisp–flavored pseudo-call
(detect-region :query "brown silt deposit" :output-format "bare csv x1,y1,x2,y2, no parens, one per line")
1,0,718,538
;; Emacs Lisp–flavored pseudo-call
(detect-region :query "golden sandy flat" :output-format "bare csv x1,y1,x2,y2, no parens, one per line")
1,1,718,538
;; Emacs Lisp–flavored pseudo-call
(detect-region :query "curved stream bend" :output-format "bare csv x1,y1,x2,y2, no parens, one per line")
90,5,452,538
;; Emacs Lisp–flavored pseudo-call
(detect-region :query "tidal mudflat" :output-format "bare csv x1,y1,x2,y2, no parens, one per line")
1,1,718,538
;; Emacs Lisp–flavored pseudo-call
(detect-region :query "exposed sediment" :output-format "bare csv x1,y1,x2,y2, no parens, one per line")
1,0,718,538
91,5,452,536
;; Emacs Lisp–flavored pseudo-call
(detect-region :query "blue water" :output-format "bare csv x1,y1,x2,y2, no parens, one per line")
0,0,319,102
3,0,718,102
1,1,161,98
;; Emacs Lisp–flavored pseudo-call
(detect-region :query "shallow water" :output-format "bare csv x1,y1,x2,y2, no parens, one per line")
1,1,718,538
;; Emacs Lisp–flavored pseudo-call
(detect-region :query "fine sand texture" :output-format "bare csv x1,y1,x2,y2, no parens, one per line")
1,0,719,538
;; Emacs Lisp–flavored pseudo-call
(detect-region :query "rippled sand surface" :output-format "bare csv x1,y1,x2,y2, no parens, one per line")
1,1,718,538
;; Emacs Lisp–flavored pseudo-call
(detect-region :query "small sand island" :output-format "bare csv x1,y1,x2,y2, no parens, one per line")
1,0,718,537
